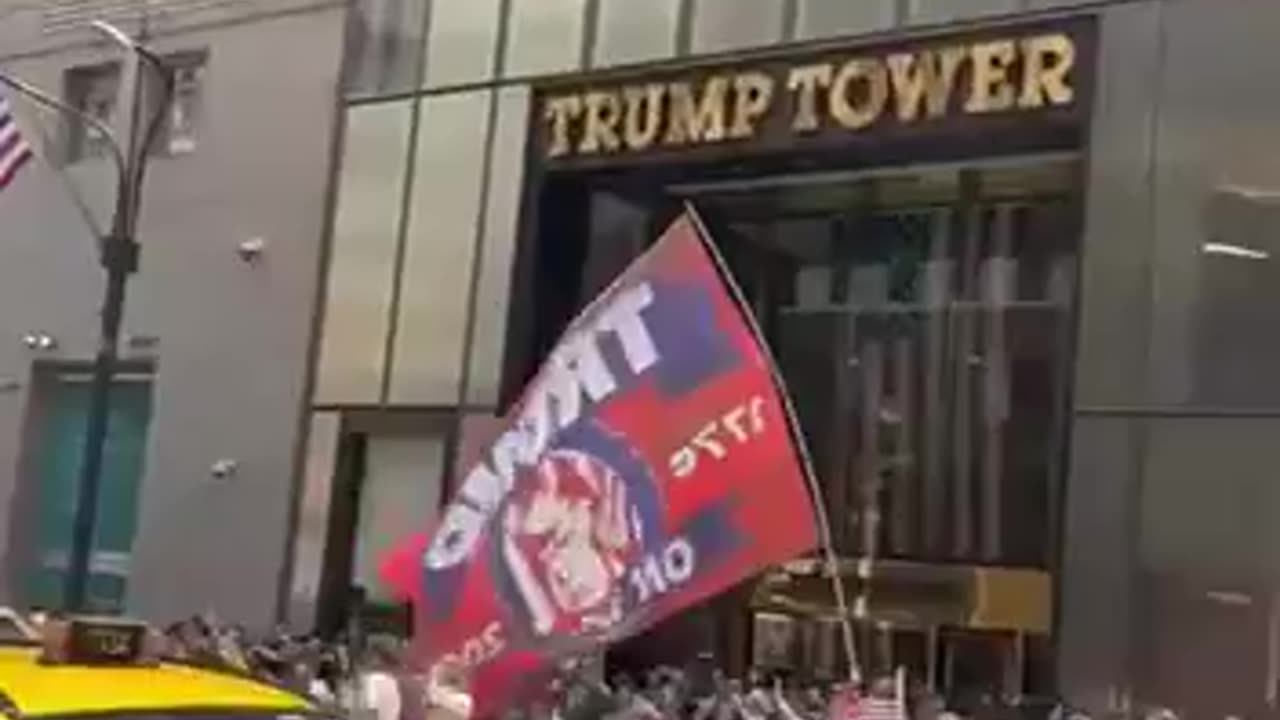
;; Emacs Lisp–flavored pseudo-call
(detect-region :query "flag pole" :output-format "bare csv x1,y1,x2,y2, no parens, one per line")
684,204,861,684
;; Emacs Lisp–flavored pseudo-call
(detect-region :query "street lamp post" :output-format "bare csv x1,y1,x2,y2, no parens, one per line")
0,21,172,612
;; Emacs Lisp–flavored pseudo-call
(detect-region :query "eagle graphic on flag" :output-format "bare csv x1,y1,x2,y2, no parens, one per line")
0,95,32,191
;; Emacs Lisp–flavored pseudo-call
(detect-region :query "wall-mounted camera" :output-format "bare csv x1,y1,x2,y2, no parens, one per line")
236,237,266,263
210,458,239,480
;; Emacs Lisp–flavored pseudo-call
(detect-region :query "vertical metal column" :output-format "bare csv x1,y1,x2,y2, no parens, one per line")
921,208,952,555
951,172,982,558
980,205,1015,562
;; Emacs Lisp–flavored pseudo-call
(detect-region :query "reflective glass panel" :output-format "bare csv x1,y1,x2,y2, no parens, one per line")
593,0,680,67
504,0,586,77
796,0,895,40
345,0,427,95
690,0,786,54
467,86,530,407
390,91,491,404
423,0,501,88
315,102,412,404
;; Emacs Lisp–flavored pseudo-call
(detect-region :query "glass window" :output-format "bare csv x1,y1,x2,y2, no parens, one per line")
390,90,491,404
690,0,786,55
503,0,586,77
315,102,413,405
344,0,427,96
63,60,121,163
422,0,501,89
796,0,895,40
354,434,446,603
906,0,1018,24
593,0,680,67
157,50,207,156
467,86,530,407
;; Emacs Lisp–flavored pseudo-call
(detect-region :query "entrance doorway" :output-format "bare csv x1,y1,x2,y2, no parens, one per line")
528,154,1081,696
18,367,154,613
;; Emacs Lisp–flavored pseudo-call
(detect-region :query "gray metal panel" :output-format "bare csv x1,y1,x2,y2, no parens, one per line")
1140,417,1280,584
1071,1,1162,409
1143,0,1280,408
1057,415,1139,711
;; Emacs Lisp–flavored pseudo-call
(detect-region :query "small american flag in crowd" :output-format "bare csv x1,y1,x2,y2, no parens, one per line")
0,95,33,191
830,670,908,720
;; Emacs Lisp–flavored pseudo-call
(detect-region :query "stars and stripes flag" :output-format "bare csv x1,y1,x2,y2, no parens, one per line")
829,669,908,720
0,95,33,191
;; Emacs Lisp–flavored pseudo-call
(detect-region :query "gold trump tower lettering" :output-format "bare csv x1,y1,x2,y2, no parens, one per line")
541,30,1078,160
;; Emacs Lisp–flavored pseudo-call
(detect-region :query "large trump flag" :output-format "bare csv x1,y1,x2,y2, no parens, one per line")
381,212,820,715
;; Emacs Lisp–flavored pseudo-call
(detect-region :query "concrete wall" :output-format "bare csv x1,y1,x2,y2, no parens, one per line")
0,2,345,628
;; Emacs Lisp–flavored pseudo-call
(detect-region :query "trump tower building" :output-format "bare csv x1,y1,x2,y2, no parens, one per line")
293,0,1280,717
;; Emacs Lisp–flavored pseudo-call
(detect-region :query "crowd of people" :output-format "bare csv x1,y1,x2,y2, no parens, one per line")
148,615,1124,720
531,664,903,720
155,616,914,720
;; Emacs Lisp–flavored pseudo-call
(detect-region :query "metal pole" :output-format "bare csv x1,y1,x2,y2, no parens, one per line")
63,24,172,612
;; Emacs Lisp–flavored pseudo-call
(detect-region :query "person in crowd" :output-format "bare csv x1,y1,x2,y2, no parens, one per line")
355,639,404,720
425,658,474,720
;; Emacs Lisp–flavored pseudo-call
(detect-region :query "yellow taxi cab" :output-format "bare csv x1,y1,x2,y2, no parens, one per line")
0,616,328,720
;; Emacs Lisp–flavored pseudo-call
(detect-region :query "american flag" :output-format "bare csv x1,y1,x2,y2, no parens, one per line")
829,671,909,720
0,95,33,191
831,693,908,720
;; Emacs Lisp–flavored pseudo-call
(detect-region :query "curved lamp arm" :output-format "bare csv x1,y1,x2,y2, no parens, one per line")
89,20,174,237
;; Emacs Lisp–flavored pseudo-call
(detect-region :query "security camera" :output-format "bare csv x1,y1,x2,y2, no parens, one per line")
236,237,266,263
210,458,239,480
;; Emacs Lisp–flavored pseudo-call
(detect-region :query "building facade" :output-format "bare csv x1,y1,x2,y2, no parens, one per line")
304,0,1280,715
0,0,346,628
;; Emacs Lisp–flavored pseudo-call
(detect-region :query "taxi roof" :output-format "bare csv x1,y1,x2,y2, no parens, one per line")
0,645,312,718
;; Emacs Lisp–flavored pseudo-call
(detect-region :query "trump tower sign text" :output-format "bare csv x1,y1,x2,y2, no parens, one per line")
536,18,1094,168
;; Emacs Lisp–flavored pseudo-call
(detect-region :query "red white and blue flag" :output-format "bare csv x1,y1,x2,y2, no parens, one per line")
0,96,32,191
380,211,821,717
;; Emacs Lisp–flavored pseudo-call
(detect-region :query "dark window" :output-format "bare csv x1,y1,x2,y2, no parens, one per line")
63,60,121,163
529,156,1082,570
156,50,208,156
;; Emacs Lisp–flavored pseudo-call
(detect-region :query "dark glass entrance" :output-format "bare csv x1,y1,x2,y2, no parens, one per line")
513,154,1082,696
